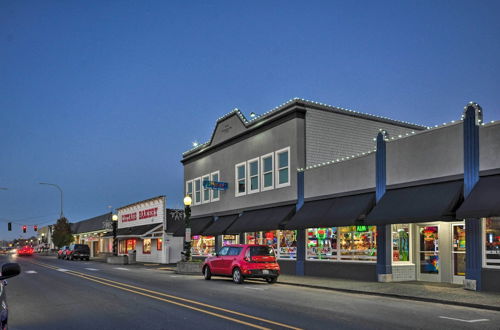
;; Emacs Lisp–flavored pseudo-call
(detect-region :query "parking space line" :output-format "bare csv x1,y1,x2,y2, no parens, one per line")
113,267,129,271
85,268,99,271
439,316,490,323
25,270,37,274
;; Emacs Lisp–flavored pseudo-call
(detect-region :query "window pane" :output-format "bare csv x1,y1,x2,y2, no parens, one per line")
212,173,219,181
195,180,200,191
238,179,245,193
195,191,201,202
339,226,377,261
278,151,288,168
392,224,410,262
264,173,273,187
187,182,193,193
263,157,273,172
204,189,210,201
307,228,337,260
485,217,500,267
278,230,297,259
250,161,258,176
279,168,288,184
237,165,245,179
213,189,219,199
251,176,258,190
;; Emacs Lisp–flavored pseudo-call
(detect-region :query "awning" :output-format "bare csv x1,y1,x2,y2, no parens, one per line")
115,223,162,238
173,216,213,237
225,205,296,234
202,214,240,236
365,180,463,225
457,175,500,218
285,193,375,229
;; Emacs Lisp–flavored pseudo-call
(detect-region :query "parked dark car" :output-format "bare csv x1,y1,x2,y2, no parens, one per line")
0,263,21,330
202,244,280,284
57,246,69,259
65,244,90,261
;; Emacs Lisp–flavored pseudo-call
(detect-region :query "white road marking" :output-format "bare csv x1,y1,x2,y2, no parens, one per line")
25,270,37,274
57,268,69,272
439,316,490,323
84,268,99,271
114,267,129,271
244,286,264,291
169,275,180,278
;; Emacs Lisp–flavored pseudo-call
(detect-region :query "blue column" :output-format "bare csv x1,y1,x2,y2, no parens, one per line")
295,171,305,276
375,131,392,282
464,103,482,291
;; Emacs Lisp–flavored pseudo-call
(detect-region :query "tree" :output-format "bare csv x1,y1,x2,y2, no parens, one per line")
52,217,73,248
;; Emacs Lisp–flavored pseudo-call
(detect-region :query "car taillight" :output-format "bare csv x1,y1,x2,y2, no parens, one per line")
244,256,251,262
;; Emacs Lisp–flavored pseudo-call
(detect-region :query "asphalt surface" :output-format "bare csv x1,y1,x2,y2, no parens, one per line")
3,255,500,330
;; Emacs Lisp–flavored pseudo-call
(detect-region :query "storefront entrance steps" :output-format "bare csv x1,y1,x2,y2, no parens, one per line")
275,275,500,312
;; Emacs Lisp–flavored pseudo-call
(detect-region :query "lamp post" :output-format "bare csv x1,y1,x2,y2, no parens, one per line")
112,214,118,256
39,183,64,219
183,195,192,262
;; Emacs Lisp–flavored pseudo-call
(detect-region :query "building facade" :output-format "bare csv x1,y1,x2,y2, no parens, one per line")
72,213,113,257
181,98,500,292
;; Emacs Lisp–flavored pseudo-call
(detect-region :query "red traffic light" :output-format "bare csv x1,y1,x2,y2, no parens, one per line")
34,225,38,232
22,225,27,233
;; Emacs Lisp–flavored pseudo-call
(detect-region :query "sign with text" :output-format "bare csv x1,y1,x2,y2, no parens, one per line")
185,228,191,242
202,180,228,191
117,196,166,229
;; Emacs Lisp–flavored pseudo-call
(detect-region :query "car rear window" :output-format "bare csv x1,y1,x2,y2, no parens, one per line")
75,244,89,250
249,246,275,257
227,247,242,256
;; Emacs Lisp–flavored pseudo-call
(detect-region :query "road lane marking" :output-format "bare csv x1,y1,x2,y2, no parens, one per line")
158,267,175,271
244,287,264,291
29,260,301,330
439,316,490,323
25,271,37,274
85,268,99,271
113,267,129,271
143,263,159,266
56,268,69,272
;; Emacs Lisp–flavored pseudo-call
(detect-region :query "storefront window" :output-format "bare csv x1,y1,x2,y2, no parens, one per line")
392,224,411,263
278,230,297,259
222,235,239,246
119,239,136,254
191,235,215,256
307,228,337,260
245,231,277,249
119,240,126,254
157,238,162,251
143,239,151,254
485,217,500,268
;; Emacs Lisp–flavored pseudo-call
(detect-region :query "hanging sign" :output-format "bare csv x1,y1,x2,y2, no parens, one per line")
203,180,228,190
185,228,192,242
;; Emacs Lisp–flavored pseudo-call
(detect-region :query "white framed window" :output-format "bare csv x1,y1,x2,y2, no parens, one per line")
210,171,220,202
391,224,412,264
235,162,246,197
202,174,210,203
275,147,290,188
260,153,274,191
194,178,201,205
185,180,193,200
247,158,259,194
483,217,500,269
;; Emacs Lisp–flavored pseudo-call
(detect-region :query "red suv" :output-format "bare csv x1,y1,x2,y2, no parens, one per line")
202,244,280,284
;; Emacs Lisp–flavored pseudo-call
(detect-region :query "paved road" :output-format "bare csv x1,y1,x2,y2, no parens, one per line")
3,255,500,329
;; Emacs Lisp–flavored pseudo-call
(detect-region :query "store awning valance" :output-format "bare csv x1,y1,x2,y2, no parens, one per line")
225,205,296,234
285,193,375,230
365,180,463,225
115,223,162,238
457,175,500,219
202,214,240,236
173,216,213,237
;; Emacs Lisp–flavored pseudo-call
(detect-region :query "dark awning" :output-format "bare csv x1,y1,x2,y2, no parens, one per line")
365,180,463,225
202,214,239,236
173,216,213,237
115,223,162,238
225,205,296,234
457,175,500,219
285,193,375,229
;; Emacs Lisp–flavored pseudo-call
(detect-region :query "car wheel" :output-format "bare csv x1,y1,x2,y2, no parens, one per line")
266,277,278,284
232,268,244,284
203,266,212,280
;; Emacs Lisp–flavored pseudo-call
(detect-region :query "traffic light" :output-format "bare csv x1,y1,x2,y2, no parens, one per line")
8,222,11,231
22,225,27,233
34,225,38,232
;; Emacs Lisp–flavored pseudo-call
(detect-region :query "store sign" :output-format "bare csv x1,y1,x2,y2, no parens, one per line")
356,226,368,232
185,228,191,242
203,180,228,191
117,196,166,229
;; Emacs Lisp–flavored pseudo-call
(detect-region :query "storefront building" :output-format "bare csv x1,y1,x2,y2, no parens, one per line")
71,213,113,257
181,98,500,292
115,196,184,264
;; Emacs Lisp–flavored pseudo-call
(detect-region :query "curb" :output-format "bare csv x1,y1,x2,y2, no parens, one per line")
277,281,500,312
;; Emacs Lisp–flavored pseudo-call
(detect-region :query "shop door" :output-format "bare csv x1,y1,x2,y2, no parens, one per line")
451,223,466,284
417,225,441,282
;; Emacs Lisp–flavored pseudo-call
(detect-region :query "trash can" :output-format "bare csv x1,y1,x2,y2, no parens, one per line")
128,250,136,264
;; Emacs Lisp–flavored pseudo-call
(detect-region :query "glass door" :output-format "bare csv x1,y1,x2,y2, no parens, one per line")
452,223,466,284
417,225,440,282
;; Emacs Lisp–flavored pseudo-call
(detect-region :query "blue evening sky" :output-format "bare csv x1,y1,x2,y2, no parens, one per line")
1,1,499,240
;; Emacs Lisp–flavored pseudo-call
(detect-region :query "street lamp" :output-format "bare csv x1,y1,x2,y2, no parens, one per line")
183,195,192,262
112,214,118,256
39,182,64,219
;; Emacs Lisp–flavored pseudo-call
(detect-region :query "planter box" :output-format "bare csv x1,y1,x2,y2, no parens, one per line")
107,255,128,265
176,261,203,275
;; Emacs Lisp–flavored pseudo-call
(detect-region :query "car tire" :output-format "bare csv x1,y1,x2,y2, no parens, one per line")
203,266,212,280
266,277,278,284
232,268,244,284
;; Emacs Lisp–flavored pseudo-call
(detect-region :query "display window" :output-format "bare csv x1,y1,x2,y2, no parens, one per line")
157,238,162,251
119,239,136,254
277,230,297,259
307,226,376,262
143,239,152,254
392,224,411,263
245,231,277,249
191,235,215,256
222,235,239,246
484,217,500,268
